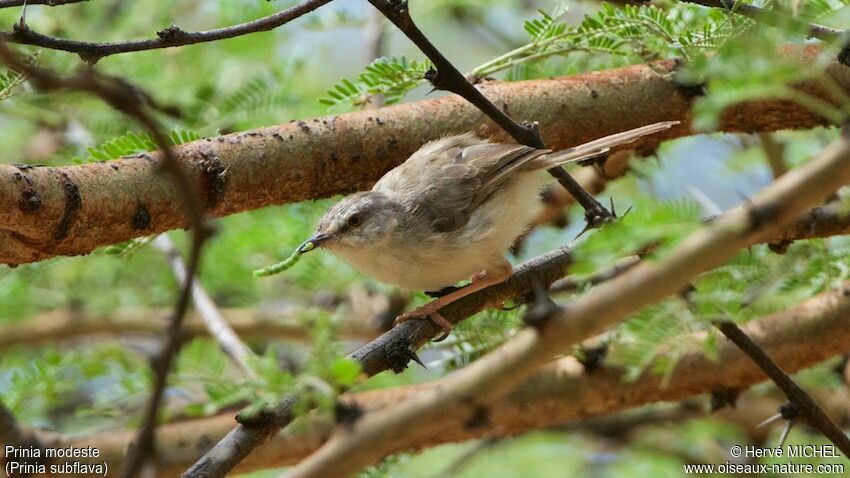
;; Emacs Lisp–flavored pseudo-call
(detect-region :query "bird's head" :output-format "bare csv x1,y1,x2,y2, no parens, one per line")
300,191,402,253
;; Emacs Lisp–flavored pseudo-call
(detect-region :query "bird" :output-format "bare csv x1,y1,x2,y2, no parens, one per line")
298,121,678,335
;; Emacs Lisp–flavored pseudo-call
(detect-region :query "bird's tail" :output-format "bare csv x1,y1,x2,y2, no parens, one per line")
540,120,679,168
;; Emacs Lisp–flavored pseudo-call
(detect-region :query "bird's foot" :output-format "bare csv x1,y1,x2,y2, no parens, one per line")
394,302,453,342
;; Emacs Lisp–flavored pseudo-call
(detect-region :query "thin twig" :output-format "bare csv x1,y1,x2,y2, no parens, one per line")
0,0,333,62
714,320,850,457
364,7,386,108
760,133,788,178
0,43,210,478
0,0,86,8
366,0,613,226
682,0,844,42
550,255,641,293
153,235,258,380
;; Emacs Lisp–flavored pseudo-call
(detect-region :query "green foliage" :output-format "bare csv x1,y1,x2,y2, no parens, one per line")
0,67,25,102
607,300,712,383
319,56,434,109
81,129,200,162
104,235,157,258
523,6,569,42
572,198,702,276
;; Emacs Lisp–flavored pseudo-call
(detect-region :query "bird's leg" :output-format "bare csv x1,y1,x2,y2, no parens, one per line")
394,262,513,339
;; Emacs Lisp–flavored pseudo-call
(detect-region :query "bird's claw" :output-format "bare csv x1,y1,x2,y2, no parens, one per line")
394,304,453,342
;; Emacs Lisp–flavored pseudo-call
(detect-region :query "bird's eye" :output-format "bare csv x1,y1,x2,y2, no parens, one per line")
347,213,363,227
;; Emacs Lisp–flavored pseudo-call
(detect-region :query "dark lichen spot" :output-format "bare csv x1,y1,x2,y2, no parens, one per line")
157,25,189,41
272,132,285,141
194,435,214,453
19,188,41,212
710,388,740,411
334,401,364,428
464,406,490,430
132,204,151,230
576,344,608,373
110,163,120,171
375,117,385,126
12,172,22,181
748,202,780,231
198,149,227,208
590,89,599,99
384,335,424,373
53,172,81,241
247,131,261,137
768,240,791,254
296,120,311,134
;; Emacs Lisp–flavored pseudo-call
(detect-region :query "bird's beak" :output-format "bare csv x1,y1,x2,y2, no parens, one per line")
298,232,333,253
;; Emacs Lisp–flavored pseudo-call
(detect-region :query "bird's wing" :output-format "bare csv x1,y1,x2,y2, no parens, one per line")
374,133,549,233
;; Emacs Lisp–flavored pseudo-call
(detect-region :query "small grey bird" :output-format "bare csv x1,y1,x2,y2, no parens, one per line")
300,121,677,333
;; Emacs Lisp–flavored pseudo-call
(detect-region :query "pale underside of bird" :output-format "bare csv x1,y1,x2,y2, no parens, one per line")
301,121,678,332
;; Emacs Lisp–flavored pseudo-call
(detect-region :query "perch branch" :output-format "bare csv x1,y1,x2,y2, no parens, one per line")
280,129,850,478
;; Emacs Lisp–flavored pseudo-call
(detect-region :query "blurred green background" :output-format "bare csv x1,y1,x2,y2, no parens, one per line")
2,1,850,476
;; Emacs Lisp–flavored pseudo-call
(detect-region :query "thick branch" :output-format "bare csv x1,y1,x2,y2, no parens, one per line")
0,305,378,350
29,279,850,476
0,0,333,62
281,129,850,477
1,46,847,266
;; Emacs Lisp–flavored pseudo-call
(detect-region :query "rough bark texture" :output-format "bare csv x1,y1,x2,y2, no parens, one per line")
1,46,846,266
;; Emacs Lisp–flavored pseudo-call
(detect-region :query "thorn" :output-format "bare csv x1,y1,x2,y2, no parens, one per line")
757,412,783,429
523,279,559,328
16,0,29,33
778,418,796,448
406,348,426,368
